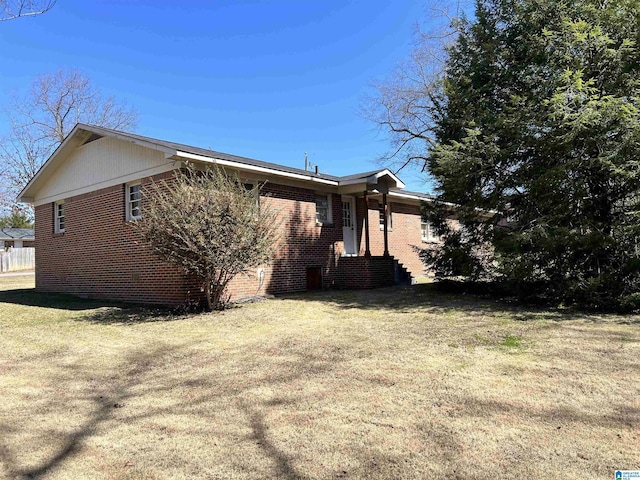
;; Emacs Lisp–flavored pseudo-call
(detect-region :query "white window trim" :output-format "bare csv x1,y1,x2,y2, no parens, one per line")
315,193,333,226
379,202,392,231
126,181,142,222
54,200,65,233
421,221,439,243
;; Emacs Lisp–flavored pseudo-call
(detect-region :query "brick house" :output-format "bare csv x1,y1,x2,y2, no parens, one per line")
18,124,442,305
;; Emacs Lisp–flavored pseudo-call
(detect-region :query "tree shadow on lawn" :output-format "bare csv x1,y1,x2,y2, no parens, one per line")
0,344,171,479
0,287,179,324
0,288,123,311
0,340,334,480
281,284,640,325
79,305,185,325
3,295,634,479
455,393,640,430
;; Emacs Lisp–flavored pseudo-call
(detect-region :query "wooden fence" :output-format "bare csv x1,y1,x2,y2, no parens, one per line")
0,247,35,273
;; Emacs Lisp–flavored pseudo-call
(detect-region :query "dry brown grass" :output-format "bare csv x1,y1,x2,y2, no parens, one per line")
0,275,638,479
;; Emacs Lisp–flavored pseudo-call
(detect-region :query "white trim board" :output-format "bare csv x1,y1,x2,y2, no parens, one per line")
33,163,179,206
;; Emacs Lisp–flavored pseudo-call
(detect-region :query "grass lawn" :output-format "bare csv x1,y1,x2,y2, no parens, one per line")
0,274,638,479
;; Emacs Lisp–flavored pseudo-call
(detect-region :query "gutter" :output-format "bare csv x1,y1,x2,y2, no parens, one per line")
176,151,339,186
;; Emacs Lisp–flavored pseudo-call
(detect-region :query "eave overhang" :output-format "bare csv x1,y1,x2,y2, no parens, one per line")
17,123,435,208
17,124,178,203
175,151,340,186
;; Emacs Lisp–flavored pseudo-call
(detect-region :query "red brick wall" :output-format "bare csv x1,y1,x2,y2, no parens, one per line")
229,190,430,297
35,178,430,306
228,183,345,298
35,178,348,305
333,256,395,289
35,173,202,305
357,198,427,279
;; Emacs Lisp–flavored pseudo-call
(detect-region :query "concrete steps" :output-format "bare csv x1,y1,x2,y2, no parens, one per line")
393,259,415,286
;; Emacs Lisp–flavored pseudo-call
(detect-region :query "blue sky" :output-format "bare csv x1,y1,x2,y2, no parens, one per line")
1,0,433,192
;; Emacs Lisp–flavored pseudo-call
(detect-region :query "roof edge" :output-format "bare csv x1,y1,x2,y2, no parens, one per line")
17,124,437,204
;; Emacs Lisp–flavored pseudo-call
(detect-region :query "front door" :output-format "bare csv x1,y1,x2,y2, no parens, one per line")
342,196,357,256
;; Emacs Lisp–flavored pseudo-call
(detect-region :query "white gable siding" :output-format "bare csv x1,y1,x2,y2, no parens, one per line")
34,136,177,206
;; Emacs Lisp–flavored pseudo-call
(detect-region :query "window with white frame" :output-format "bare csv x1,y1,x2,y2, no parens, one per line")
54,201,65,233
127,182,142,221
315,193,332,224
379,202,392,230
421,221,438,242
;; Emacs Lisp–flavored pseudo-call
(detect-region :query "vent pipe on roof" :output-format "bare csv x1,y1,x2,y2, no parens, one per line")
305,152,319,174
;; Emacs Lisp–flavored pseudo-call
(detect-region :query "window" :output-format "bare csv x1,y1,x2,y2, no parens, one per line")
315,193,332,224
379,202,392,230
127,182,142,221
242,182,260,205
54,201,65,233
421,221,438,242
342,200,353,228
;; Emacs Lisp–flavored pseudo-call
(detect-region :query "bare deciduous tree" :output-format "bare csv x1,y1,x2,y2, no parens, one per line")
1,120,49,193
10,69,138,153
135,165,280,311
0,0,56,21
362,0,471,176
0,69,138,211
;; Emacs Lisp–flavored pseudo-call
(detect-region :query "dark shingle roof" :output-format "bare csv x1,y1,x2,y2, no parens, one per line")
83,124,344,181
83,125,441,194
0,228,34,240
395,190,435,200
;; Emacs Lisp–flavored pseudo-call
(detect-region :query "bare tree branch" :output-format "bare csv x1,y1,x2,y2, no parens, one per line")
361,0,472,175
0,69,138,213
0,0,55,21
135,166,280,311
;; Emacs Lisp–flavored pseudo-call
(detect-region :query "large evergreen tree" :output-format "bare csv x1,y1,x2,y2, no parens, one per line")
377,0,640,309
431,0,640,308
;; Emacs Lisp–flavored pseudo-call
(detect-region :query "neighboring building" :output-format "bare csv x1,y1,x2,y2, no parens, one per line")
0,228,35,249
18,124,442,305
